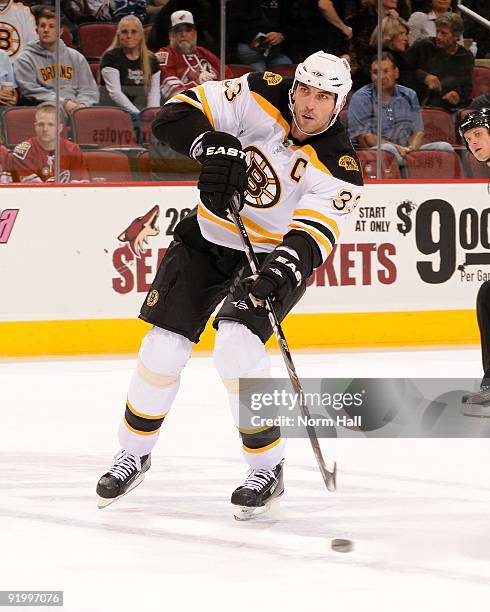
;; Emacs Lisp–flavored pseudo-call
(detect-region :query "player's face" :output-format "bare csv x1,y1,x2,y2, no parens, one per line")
293,83,337,134
436,26,458,50
169,25,197,54
391,26,408,52
37,18,58,47
370,59,399,91
119,24,142,51
464,127,490,162
34,111,62,149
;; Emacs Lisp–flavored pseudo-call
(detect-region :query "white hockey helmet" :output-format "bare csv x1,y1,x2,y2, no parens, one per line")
288,51,352,135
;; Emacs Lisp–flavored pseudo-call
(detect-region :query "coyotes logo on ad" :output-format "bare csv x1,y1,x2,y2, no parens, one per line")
117,205,160,256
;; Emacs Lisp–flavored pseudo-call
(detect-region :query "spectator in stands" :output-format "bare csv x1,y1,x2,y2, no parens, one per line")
348,52,455,175
10,102,89,183
0,0,37,60
226,0,292,71
158,10,231,102
402,13,474,110
147,0,171,21
288,0,352,60
14,8,99,113
0,49,18,106
470,94,490,110
147,0,218,55
368,15,410,81
408,0,456,46
100,15,160,119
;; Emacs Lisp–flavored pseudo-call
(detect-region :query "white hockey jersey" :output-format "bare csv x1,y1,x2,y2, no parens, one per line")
0,0,36,59
167,71,364,264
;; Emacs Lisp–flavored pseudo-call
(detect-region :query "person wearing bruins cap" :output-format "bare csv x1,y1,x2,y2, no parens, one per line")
459,108,490,416
156,10,232,101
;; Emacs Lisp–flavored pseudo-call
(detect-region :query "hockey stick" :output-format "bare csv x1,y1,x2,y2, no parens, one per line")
228,192,337,492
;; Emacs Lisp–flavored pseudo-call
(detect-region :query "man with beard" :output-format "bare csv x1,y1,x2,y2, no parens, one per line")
157,10,232,101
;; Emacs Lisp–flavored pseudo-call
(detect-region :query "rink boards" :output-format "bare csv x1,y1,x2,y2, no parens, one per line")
0,180,488,356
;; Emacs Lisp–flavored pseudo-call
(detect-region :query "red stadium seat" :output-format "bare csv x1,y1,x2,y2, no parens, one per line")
405,150,463,179
356,149,401,179
1,107,68,146
79,23,118,60
71,107,137,147
228,64,254,78
136,150,151,180
89,63,100,82
139,107,160,144
268,64,297,77
462,150,490,178
420,108,457,145
83,150,132,182
471,66,490,99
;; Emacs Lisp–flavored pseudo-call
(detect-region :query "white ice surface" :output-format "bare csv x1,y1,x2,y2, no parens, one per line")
1,347,490,612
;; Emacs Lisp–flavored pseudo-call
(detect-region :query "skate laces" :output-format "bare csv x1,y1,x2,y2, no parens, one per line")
241,468,276,492
108,450,141,481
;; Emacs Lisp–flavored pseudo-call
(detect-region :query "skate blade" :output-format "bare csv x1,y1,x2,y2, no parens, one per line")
463,404,490,418
233,497,281,521
97,473,146,509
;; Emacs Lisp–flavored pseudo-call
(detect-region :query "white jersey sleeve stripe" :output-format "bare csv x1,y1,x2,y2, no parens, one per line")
292,208,340,239
289,222,333,260
195,85,215,128
172,93,204,113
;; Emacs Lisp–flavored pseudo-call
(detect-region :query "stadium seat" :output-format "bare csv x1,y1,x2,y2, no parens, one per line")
1,107,67,146
136,150,151,180
268,64,297,77
79,23,118,60
471,66,490,99
420,108,457,145
139,107,160,144
462,150,490,178
71,107,137,147
228,64,254,78
89,63,100,82
405,150,463,179
356,149,401,179
83,150,132,182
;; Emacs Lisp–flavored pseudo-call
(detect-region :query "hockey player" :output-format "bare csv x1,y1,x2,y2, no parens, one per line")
96,51,363,518
459,108,490,416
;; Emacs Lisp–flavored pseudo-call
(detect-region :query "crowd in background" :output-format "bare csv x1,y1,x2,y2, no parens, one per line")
0,0,489,182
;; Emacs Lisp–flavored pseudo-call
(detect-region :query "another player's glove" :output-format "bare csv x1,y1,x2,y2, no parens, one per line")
197,131,248,218
244,248,304,307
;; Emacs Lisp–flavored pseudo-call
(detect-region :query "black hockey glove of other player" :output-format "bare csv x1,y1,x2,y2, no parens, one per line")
197,131,248,218
244,248,304,308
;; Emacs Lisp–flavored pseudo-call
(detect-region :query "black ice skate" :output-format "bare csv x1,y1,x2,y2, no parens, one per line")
462,386,490,417
96,450,151,508
231,461,284,521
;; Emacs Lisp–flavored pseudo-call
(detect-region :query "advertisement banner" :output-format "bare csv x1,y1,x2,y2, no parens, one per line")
0,182,489,323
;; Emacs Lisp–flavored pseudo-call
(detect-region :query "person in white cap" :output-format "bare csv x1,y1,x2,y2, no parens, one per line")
157,9,232,101
96,52,363,519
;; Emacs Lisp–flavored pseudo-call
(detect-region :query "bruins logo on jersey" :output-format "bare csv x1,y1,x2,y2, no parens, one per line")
244,146,281,209
263,71,283,86
0,21,21,56
338,155,359,172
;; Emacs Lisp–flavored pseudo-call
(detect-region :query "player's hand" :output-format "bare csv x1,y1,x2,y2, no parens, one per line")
243,248,304,307
198,131,248,218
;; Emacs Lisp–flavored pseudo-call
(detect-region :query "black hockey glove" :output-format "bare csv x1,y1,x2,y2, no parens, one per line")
197,131,248,218
244,248,304,307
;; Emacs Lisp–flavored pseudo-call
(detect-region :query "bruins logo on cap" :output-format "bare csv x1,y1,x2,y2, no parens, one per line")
146,290,159,307
338,155,359,171
263,71,283,86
